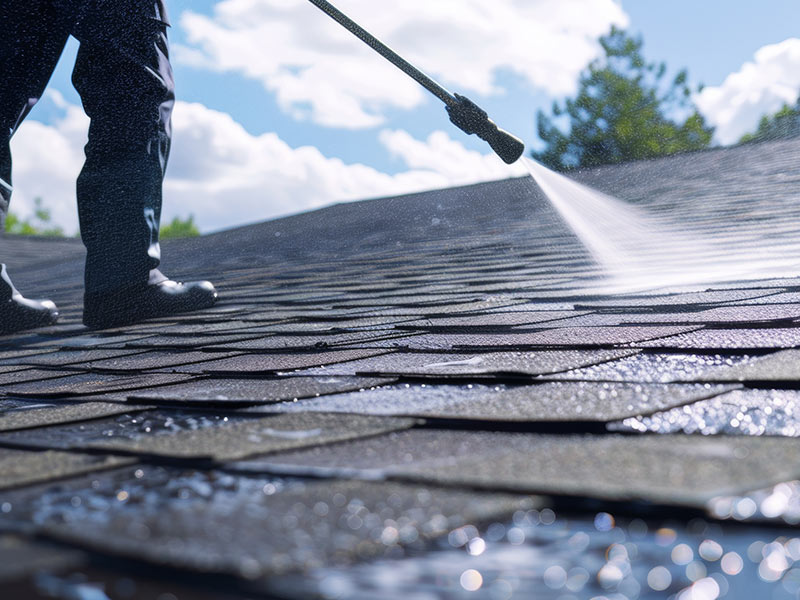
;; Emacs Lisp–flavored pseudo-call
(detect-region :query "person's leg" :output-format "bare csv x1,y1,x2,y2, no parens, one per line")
71,12,173,296
71,5,216,328
1,0,72,230
0,1,71,330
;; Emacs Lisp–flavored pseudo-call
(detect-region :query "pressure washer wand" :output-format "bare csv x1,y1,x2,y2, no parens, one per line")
306,0,525,164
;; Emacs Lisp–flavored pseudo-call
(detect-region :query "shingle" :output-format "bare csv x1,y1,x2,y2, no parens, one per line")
610,305,800,325
546,353,756,383
0,534,86,584
0,410,417,461
128,376,394,407
573,289,780,309
130,320,281,335
0,447,133,491
0,368,76,387
233,429,800,506
29,333,156,349
344,349,640,378
0,465,531,577
392,311,582,329
730,292,800,305
398,326,700,350
263,381,736,422
201,331,415,352
612,389,800,436
0,348,59,362
0,400,150,432
638,328,800,350
123,333,271,350
2,372,195,398
694,349,800,382
364,299,531,316
1,348,147,368
549,304,800,326
84,350,244,372
184,349,393,375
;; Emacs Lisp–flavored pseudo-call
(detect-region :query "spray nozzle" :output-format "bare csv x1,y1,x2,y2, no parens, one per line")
446,93,525,165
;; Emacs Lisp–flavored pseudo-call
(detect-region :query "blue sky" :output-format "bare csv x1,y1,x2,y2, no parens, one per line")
10,0,800,233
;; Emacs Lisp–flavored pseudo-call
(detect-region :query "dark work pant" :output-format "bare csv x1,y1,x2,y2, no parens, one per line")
0,1,174,295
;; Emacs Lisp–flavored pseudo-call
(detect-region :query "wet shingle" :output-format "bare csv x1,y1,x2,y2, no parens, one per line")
0,411,417,461
612,389,800,436
186,349,393,375
0,447,133,490
0,368,80,387
234,429,800,506
0,348,145,368
695,349,800,382
0,400,150,432
368,298,530,316
396,311,583,329
128,376,394,406
29,333,155,349
345,349,640,378
547,353,755,383
574,289,780,309
2,372,195,399
400,326,700,350
123,333,271,350
264,381,735,422
0,535,86,584
550,305,800,326
84,350,244,372
202,331,415,352
639,328,800,350
0,465,531,577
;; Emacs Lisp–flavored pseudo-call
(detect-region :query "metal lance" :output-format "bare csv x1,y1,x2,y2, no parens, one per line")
306,0,526,164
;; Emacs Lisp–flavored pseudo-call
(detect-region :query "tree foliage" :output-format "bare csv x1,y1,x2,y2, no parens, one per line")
4,203,200,239
160,215,200,239
533,27,713,171
4,198,64,237
739,98,800,144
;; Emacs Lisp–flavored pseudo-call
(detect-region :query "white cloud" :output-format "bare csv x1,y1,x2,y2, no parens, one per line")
695,38,800,145
176,0,628,128
379,129,525,181
7,92,88,235
9,100,525,234
166,102,527,230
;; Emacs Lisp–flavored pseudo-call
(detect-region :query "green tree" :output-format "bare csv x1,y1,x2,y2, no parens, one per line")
739,98,800,144
533,27,713,171
4,197,64,237
160,215,200,239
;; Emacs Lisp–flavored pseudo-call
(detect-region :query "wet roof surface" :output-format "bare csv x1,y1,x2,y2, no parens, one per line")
3,138,800,597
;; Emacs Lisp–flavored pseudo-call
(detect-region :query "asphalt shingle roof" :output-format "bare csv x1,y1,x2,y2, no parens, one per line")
2,137,800,596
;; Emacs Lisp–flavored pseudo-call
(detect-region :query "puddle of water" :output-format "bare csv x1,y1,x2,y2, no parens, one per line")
709,480,800,525
276,508,800,599
5,466,800,599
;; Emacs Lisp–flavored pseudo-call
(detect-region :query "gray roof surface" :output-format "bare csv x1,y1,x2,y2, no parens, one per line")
2,137,800,595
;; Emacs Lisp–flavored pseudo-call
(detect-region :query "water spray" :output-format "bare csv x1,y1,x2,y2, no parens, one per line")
307,0,525,164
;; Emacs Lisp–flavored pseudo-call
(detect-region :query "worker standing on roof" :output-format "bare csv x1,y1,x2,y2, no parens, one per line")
0,0,217,333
